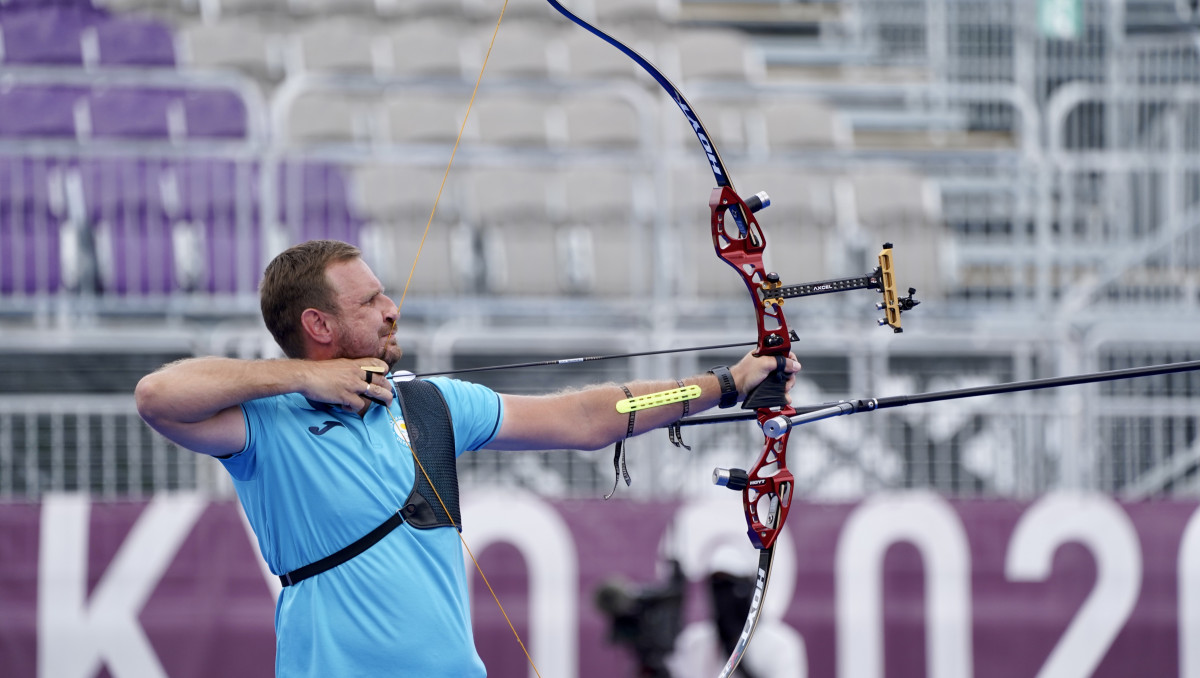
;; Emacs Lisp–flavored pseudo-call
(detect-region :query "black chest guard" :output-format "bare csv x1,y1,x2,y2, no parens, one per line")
394,377,461,530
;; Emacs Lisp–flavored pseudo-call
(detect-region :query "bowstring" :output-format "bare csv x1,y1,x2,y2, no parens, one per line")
380,2,543,675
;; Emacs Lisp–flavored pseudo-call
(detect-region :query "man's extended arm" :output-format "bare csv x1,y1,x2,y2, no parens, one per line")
135,356,392,457
489,352,800,452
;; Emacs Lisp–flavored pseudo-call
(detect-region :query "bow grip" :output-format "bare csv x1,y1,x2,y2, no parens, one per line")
741,355,789,410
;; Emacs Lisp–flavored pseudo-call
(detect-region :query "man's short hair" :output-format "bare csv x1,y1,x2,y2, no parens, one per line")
260,240,361,359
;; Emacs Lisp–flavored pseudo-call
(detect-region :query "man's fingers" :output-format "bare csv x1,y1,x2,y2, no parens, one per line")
362,382,392,408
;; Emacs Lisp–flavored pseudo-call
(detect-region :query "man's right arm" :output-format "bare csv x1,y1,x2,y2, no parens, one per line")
135,356,391,457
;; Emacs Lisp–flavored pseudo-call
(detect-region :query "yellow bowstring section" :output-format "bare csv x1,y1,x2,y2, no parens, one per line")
379,1,543,676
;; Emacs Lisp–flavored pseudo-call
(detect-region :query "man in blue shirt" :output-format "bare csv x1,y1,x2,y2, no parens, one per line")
136,239,799,677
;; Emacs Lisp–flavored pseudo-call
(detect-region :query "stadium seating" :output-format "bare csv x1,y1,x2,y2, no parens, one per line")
0,157,61,295
0,0,964,310
662,27,765,83
590,0,680,24
756,98,852,153
285,91,375,144
87,13,176,66
0,85,85,139
385,18,467,77
549,28,646,80
180,89,250,138
466,20,556,80
176,21,283,82
561,166,647,296
0,4,96,66
352,162,478,295
383,94,467,145
289,16,379,74
0,4,174,67
558,94,644,149
472,93,553,148
845,165,944,299
86,87,179,139
278,160,362,243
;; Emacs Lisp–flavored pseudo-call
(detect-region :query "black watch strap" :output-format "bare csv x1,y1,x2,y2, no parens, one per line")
708,366,739,409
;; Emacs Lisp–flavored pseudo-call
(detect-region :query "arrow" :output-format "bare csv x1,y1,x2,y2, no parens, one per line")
410,336,799,378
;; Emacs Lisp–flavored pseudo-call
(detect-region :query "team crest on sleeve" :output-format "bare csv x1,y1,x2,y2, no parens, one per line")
392,419,410,446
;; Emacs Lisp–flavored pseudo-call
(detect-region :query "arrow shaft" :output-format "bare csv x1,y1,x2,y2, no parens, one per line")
413,340,757,378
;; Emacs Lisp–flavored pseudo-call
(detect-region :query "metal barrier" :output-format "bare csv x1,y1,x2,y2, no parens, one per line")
0,394,225,500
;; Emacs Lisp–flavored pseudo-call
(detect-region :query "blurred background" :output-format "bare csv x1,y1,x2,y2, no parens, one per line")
4,0,1200,676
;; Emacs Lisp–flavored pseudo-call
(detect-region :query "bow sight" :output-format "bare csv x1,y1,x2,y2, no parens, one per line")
759,241,920,334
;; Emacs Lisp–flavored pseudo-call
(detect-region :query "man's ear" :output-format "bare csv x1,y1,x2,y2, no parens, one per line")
300,308,335,347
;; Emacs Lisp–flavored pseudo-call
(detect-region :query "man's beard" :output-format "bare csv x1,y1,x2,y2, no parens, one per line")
332,323,402,368
380,334,403,367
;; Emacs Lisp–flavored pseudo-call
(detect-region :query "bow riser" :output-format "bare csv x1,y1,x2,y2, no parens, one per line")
710,186,791,356
710,186,797,550
743,424,795,549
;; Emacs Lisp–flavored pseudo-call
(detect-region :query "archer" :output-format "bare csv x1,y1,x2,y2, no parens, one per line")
135,239,800,677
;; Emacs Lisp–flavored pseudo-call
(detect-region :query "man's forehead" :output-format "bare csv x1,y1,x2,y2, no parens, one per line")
327,258,382,296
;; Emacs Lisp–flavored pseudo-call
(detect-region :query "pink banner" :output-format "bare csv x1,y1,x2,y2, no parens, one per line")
2,493,1197,678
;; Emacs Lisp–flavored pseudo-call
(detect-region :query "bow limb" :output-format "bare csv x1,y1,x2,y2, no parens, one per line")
544,3,796,675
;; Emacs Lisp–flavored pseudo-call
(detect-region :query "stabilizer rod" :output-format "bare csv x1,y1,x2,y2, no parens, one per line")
672,358,1200,435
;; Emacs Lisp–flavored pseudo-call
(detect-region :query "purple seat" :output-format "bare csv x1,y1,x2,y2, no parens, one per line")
201,209,262,294
0,156,44,215
102,213,174,295
89,157,264,295
0,157,62,295
92,15,176,67
177,158,248,221
278,162,361,245
183,90,248,139
72,157,170,295
173,158,262,293
0,153,271,300
79,157,156,221
0,6,102,66
0,85,85,139
0,210,63,295
87,87,175,139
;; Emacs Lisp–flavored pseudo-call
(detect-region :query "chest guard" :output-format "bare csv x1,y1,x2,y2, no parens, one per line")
394,378,461,530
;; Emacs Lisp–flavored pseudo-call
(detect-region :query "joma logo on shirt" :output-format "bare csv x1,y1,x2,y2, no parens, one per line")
308,421,346,436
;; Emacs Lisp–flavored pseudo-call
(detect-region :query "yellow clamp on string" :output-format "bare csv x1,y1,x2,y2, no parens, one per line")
616,385,702,414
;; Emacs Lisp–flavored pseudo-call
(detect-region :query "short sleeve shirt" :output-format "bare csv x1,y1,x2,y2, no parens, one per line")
220,376,502,678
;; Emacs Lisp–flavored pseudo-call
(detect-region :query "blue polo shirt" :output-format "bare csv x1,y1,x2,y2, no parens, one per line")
220,376,503,678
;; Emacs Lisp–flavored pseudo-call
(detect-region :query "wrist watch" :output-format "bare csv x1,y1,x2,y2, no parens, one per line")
708,366,739,409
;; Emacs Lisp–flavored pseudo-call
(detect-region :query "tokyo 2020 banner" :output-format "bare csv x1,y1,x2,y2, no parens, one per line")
2,491,1198,678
